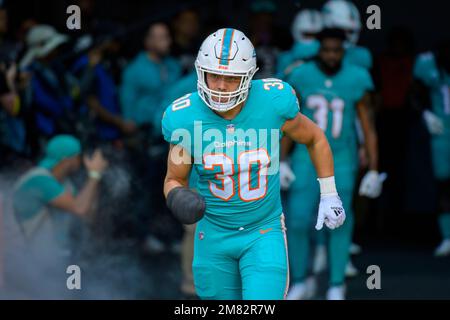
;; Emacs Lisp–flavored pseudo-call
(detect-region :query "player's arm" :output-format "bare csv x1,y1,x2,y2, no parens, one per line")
356,93,378,171
51,179,100,217
356,93,387,198
86,95,136,135
164,144,192,196
282,113,345,230
410,79,444,135
51,150,108,217
279,114,333,191
282,113,334,178
164,144,205,224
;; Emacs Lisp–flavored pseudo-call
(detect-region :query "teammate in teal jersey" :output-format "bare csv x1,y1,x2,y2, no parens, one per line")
162,28,346,300
276,9,323,79
277,1,372,84
283,28,384,300
322,0,372,70
313,0,374,277
412,40,450,256
155,71,197,134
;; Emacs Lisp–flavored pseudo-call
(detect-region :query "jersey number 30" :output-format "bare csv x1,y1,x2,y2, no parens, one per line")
203,149,270,202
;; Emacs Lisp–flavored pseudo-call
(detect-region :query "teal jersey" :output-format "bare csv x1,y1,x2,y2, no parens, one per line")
162,79,300,229
413,52,450,126
188,169,200,190
287,61,373,160
344,45,373,70
120,52,181,125
277,43,371,80
155,71,198,136
13,167,65,221
276,40,320,79
12,167,77,249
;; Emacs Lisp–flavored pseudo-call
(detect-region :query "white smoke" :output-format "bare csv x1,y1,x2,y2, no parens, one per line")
0,160,155,300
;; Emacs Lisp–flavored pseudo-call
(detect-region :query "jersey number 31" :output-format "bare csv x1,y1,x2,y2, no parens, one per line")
307,95,345,138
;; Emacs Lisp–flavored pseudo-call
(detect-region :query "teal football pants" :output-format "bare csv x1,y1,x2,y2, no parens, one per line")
431,134,450,239
286,160,356,286
192,214,289,300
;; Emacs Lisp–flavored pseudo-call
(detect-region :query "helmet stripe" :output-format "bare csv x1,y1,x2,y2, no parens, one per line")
219,28,235,65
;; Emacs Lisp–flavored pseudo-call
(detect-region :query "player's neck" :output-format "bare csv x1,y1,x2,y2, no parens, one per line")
317,60,342,76
147,51,162,63
214,102,245,120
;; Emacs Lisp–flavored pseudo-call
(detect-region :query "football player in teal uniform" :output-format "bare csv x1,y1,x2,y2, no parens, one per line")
162,28,346,300
322,0,372,70
276,9,323,79
284,28,384,300
311,0,376,278
413,41,450,256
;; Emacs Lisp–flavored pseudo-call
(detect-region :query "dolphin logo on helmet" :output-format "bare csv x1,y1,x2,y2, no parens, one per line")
195,28,259,112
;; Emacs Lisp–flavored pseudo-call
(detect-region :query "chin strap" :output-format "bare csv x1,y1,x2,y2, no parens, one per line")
209,97,238,112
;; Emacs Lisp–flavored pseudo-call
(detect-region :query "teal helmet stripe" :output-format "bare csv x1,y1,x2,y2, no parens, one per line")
219,28,235,65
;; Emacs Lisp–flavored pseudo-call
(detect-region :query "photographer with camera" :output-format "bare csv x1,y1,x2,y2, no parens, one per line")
8,134,108,298
12,134,108,249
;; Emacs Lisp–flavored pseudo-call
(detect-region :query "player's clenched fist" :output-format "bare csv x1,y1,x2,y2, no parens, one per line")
315,176,346,230
167,186,206,225
315,194,346,230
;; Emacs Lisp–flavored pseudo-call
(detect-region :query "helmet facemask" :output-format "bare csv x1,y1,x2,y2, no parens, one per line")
195,28,259,113
195,61,258,112
322,0,361,46
292,10,323,44
345,28,360,46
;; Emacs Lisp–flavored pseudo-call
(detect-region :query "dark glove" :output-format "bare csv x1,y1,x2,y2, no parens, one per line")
166,186,206,225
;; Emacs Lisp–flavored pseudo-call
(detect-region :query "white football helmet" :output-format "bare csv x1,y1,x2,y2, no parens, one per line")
195,28,258,112
322,0,361,44
291,9,323,43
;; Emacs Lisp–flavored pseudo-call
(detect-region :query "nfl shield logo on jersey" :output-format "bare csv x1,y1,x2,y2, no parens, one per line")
199,231,205,240
227,124,235,133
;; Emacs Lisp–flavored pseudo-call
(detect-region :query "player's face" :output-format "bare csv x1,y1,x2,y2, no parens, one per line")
69,155,82,172
61,155,81,174
319,38,344,70
206,73,242,103
174,10,199,39
145,23,172,56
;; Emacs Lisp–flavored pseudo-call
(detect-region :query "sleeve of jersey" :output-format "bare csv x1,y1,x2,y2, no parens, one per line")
361,69,375,92
355,69,375,101
363,49,373,70
413,55,435,87
272,81,301,123
161,105,193,155
34,175,65,203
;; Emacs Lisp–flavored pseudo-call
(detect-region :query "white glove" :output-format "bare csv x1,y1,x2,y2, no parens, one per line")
358,171,387,199
280,161,296,190
423,110,444,135
315,193,346,230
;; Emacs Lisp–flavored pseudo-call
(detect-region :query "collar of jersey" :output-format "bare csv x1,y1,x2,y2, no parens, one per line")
200,90,253,124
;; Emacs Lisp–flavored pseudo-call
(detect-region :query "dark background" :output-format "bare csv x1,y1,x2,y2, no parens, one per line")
5,0,449,53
